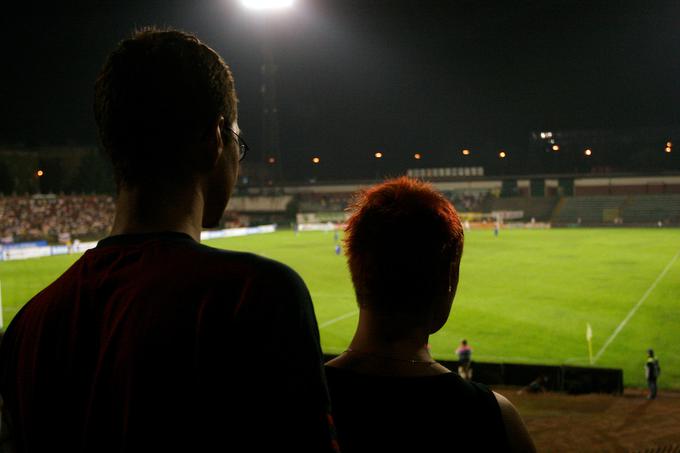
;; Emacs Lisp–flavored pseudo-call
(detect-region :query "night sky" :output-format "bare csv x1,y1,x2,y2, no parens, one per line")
1,0,679,180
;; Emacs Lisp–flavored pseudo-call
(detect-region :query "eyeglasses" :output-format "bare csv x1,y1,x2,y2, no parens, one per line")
223,127,249,162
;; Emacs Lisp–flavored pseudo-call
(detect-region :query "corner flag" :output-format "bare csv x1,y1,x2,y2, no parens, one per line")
586,323,593,364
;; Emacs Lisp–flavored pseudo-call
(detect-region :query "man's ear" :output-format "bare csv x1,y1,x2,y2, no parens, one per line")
196,116,224,172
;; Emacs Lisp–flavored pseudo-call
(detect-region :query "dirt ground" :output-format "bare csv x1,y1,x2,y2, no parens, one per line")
495,387,680,452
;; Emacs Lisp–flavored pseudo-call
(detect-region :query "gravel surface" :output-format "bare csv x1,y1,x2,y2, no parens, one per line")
496,387,680,452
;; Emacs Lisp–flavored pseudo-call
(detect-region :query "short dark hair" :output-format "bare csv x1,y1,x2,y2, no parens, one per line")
94,28,237,187
344,177,464,313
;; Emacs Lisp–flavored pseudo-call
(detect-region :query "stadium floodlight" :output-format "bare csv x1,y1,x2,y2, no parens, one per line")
240,0,294,11
374,152,383,159
238,0,295,183
585,149,592,156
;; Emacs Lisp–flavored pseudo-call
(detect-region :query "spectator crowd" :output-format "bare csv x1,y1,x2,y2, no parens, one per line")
0,194,115,243
443,190,490,212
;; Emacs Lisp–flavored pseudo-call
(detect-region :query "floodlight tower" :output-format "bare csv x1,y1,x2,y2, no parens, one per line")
240,0,294,185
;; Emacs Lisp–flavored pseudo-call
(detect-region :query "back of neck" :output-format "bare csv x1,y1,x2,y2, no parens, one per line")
110,185,203,241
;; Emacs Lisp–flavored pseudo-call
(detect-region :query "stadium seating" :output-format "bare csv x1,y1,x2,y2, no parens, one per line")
297,192,352,213
442,191,489,212
2,190,679,245
482,197,559,222
552,196,629,225
620,194,680,225
552,194,680,225
0,194,114,243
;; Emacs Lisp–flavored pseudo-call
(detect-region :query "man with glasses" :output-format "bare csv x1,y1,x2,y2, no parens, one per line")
0,28,337,452
224,126,249,162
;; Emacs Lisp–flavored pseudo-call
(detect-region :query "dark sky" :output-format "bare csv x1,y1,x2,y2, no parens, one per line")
1,0,679,179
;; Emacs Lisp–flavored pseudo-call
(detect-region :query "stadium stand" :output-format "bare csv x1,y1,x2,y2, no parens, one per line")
294,190,490,215
552,194,680,226
227,195,293,212
297,192,352,213
552,195,629,225
482,196,559,222
0,193,265,244
442,191,490,212
2,178,679,244
621,194,680,225
0,194,114,243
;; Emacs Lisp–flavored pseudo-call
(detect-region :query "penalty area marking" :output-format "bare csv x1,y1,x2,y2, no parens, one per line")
319,310,358,329
593,249,680,364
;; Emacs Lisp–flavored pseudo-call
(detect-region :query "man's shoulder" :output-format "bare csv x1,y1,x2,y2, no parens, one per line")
195,242,303,283
187,244,311,306
94,233,302,283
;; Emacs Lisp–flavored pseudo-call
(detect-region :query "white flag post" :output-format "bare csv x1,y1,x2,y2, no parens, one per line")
586,323,593,364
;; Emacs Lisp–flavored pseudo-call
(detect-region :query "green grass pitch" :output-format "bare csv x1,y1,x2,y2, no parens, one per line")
1,228,678,389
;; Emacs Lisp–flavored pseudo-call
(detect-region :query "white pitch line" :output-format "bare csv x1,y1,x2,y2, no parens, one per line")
319,310,358,329
594,250,680,363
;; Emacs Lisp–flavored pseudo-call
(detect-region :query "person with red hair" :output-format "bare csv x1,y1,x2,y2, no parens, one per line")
325,176,535,452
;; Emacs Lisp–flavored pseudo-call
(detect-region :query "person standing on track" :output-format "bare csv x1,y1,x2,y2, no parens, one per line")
645,348,661,400
456,339,473,380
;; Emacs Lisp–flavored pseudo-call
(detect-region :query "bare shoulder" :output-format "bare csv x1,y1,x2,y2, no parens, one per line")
493,391,536,453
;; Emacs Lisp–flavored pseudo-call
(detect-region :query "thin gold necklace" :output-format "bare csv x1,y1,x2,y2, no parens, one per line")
344,347,436,365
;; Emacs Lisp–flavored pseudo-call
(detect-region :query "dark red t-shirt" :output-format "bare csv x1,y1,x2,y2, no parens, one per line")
325,366,510,452
0,232,336,452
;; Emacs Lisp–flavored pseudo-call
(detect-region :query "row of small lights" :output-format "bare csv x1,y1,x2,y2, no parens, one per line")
35,141,673,176
266,141,673,165
549,144,593,156
266,149,525,164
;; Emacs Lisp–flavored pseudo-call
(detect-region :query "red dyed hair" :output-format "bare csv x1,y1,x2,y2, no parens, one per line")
344,177,464,312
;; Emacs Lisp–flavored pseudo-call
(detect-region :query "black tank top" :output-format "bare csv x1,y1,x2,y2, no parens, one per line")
325,366,510,452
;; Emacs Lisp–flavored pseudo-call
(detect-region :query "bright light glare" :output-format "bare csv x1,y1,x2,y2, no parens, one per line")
499,151,507,159
462,149,470,156
414,153,421,160
552,144,560,151
241,0,294,10
374,152,383,159
666,147,672,153
312,157,320,164
36,170,44,177
585,149,592,156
